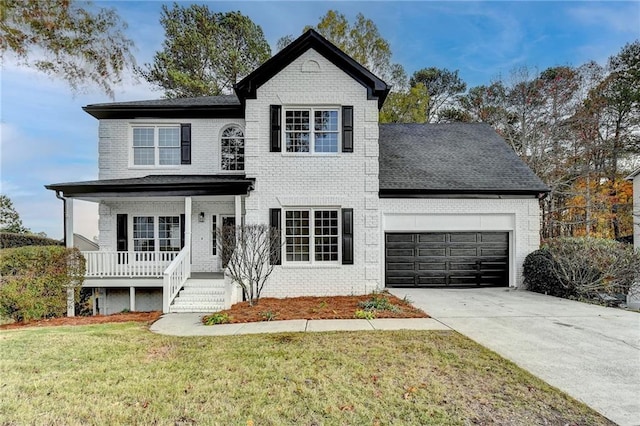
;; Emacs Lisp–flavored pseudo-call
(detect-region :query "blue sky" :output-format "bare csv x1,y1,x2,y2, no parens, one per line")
1,1,638,239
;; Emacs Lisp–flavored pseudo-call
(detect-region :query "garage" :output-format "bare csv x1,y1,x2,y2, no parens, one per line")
385,232,509,287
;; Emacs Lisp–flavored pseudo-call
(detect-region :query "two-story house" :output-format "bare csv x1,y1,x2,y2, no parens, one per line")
47,30,548,315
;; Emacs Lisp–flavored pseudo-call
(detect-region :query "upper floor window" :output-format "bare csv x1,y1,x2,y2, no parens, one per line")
132,126,180,166
221,126,244,171
284,108,339,153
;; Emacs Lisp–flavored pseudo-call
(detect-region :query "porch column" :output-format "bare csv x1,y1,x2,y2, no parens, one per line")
129,287,136,311
185,197,192,248
185,197,192,275
65,198,75,317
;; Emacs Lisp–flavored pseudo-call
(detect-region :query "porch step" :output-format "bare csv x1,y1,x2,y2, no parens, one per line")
169,278,226,313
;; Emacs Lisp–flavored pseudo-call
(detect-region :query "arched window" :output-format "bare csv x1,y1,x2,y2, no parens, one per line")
221,126,244,171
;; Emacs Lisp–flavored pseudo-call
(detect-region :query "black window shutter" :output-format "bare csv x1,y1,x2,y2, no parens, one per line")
180,214,186,248
342,106,353,153
270,208,281,265
117,214,128,251
342,208,353,264
270,105,281,152
181,124,191,164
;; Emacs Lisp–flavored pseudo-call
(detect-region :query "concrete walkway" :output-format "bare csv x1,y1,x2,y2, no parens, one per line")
389,287,640,426
150,315,449,336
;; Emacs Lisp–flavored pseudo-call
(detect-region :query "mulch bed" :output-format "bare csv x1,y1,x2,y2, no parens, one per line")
1,293,428,329
205,293,429,324
0,311,162,330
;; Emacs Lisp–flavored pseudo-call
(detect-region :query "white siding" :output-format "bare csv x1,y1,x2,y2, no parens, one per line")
98,118,245,179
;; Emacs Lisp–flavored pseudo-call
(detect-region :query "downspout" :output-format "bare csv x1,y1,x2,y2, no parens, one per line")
55,190,67,246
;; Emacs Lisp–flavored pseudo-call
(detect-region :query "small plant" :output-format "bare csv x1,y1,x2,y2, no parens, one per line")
260,310,277,321
318,300,328,309
120,308,131,313
203,313,230,325
354,309,376,320
358,293,400,313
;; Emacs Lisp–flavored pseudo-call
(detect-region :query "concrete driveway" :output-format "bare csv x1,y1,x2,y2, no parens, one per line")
389,287,640,426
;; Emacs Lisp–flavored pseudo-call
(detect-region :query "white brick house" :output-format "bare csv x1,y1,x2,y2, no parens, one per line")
47,30,548,314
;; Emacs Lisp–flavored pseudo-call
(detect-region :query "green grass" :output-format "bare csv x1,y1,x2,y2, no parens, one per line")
0,323,613,425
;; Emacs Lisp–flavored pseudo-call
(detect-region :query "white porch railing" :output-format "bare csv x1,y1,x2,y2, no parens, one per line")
82,251,179,278
162,247,191,313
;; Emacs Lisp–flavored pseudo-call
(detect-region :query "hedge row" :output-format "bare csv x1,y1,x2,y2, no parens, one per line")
0,246,85,322
0,232,63,249
524,237,639,301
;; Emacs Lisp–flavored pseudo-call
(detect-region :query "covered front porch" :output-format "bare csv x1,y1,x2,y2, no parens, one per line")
46,175,254,314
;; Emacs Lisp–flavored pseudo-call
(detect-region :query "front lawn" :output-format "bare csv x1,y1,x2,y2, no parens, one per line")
0,323,613,425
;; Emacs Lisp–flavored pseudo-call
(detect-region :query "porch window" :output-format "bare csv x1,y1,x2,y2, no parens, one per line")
221,126,244,171
211,215,217,255
133,216,154,251
285,209,339,262
133,215,181,252
158,216,181,252
132,126,180,166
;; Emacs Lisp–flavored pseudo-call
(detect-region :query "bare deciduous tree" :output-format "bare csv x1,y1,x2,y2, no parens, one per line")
217,224,281,306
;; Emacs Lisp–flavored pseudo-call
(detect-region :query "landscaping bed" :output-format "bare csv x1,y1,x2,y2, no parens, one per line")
203,293,428,324
0,311,162,330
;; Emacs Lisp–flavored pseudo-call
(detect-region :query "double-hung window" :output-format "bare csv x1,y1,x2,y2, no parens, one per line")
132,215,181,252
285,209,339,262
284,108,339,153
132,126,181,166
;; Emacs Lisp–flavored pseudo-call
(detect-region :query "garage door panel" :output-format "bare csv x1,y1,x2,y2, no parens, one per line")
387,248,415,257
449,233,479,243
449,248,479,257
480,233,509,243
418,248,447,257
387,261,414,271
418,233,446,243
386,234,415,243
417,276,447,285
417,262,447,271
386,232,508,288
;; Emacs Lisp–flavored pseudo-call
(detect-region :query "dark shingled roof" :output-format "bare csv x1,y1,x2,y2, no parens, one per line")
84,95,240,108
379,123,549,196
46,175,254,197
83,95,242,119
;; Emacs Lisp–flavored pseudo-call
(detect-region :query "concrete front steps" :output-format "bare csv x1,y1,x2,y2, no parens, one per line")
169,278,226,313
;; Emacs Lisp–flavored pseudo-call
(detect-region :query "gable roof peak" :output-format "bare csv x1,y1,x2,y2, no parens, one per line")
234,28,390,108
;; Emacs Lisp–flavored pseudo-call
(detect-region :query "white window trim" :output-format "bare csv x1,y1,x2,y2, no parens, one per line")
282,107,341,155
129,124,182,169
282,207,341,265
131,215,181,252
218,123,245,174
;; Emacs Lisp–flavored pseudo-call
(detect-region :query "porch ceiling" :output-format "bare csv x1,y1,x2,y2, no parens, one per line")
46,174,255,198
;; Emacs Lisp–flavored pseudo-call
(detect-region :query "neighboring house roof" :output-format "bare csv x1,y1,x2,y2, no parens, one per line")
626,167,640,180
83,95,242,119
46,175,255,198
378,123,550,197
234,29,391,109
73,233,98,251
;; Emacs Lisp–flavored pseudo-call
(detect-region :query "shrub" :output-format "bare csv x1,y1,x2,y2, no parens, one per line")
354,309,375,320
0,246,85,322
0,232,63,249
524,237,640,301
203,312,230,325
358,293,401,313
523,248,570,297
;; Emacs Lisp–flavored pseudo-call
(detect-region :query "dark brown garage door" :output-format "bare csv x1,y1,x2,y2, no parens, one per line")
385,232,509,287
